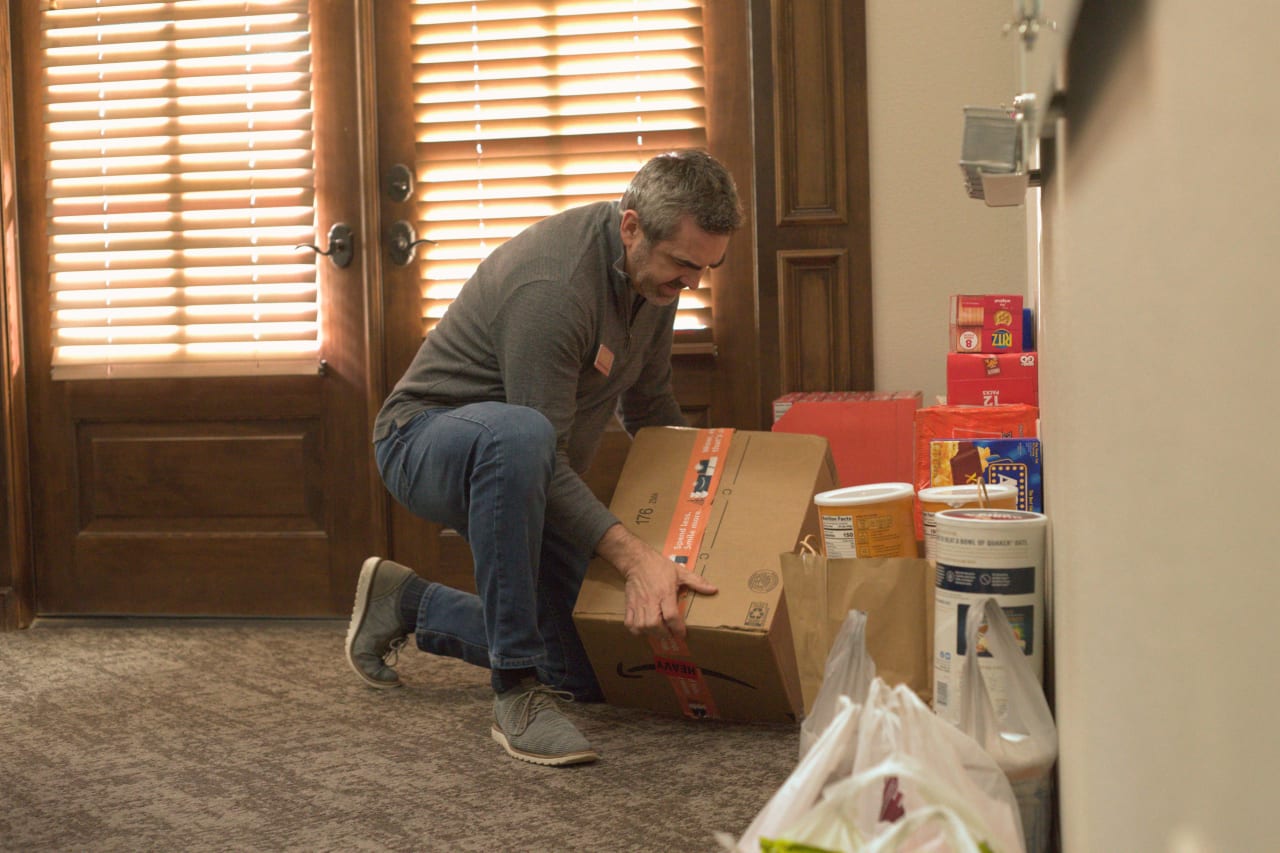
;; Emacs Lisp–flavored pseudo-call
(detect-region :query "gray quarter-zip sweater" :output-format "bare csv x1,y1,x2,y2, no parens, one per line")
373,200,686,550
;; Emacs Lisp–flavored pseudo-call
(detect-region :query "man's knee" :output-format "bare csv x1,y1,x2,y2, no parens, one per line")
501,404,556,450
472,403,555,459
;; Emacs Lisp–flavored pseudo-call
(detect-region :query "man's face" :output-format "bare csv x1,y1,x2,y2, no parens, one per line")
620,210,730,307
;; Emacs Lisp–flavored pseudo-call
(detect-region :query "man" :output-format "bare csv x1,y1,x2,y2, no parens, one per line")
345,149,743,766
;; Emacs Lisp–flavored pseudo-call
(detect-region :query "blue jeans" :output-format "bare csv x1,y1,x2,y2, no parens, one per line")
374,403,602,701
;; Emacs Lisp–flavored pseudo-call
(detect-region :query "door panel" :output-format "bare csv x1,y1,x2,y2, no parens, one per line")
751,0,874,405
10,2,378,616
57,396,331,615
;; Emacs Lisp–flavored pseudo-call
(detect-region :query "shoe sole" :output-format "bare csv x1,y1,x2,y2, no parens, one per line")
490,726,599,767
345,556,403,690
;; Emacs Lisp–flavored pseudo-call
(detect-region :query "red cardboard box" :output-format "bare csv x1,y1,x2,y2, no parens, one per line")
773,391,922,487
946,352,1039,406
950,294,1024,353
773,391,843,423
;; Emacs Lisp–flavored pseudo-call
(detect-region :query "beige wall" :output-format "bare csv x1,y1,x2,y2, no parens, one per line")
865,0,1028,404
1043,3,1280,850
869,0,1280,850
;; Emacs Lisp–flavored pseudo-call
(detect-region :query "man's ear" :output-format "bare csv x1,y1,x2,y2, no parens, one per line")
619,209,642,246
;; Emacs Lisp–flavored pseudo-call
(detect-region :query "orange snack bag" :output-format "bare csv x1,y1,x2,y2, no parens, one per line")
911,404,1039,537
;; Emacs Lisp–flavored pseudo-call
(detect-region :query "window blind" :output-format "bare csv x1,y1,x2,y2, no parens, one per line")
410,0,710,338
42,0,320,379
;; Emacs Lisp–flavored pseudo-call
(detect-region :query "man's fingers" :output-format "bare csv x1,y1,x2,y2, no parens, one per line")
626,603,662,637
680,572,719,595
656,590,687,639
662,606,687,640
627,600,670,639
623,564,713,640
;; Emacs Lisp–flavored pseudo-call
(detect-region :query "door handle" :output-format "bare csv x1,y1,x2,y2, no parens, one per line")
295,222,354,269
388,220,436,266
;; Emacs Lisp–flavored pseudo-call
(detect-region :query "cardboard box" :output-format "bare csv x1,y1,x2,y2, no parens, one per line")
950,294,1024,353
772,391,922,487
772,390,841,423
946,351,1039,406
572,427,837,722
772,390,916,423
930,437,1043,513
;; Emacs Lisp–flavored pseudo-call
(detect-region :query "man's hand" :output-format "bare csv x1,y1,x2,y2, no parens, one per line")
596,523,718,641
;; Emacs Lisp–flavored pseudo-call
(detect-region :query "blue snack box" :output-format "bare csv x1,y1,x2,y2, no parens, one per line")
929,437,1043,513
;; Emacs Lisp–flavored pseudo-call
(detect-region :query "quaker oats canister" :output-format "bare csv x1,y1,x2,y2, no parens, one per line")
931,507,1047,725
919,483,1018,561
813,483,917,559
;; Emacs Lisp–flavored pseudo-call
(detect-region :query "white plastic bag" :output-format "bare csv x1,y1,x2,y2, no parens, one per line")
958,597,1059,853
764,757,1005,852
727,679,1025,853
799,610,876,760
722,695,863,852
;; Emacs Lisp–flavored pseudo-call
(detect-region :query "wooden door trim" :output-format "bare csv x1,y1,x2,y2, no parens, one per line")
1,0,35,630
287,1,387,613
352,0,391,561
702,0,760,429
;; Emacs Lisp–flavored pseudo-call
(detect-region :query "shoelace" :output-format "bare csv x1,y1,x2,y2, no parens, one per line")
505,684,575,737
383,635,408,667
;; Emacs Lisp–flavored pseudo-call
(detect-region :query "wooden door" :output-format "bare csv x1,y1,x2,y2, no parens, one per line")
366,2,757,590
9,3,382,616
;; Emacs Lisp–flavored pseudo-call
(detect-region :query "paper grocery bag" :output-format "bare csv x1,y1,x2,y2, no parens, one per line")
779,542,830,714
781,548,934,710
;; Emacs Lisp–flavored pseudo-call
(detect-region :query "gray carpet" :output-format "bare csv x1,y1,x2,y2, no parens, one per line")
0,619,799,852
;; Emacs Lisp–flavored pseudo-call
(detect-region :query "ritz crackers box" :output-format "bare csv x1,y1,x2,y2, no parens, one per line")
950,294,1024,353
946,352,1039,406
572,427,837,722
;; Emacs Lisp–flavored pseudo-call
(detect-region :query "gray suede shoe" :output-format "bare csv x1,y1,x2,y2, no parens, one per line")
345,557,415,689
491,680,599,767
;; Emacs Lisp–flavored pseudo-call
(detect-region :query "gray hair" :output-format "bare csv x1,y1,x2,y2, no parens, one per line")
619,149,743,243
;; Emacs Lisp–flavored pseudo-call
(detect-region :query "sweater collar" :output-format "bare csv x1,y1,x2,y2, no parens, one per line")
607,202,641,311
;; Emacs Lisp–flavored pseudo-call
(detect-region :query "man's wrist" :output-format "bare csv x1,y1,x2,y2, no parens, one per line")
597,522,646,579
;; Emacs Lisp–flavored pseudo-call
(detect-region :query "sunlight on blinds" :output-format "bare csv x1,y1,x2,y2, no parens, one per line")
411,0,710,337
42,0,320,379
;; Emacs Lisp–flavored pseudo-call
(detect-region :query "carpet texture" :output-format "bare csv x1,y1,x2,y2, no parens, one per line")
0,619,799,852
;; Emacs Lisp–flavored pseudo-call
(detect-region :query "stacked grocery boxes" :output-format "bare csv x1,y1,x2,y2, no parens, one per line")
914,295,1042,536
946,294,1038,407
